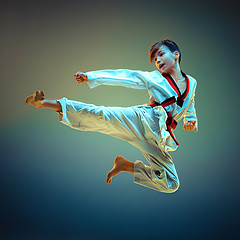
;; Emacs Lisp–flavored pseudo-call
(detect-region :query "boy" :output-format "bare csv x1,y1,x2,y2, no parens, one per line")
26,39,198,193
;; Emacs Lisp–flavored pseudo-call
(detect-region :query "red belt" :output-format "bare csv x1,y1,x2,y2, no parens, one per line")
150,101,180,146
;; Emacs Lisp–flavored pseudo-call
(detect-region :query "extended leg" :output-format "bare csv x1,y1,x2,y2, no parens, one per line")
25,90,62,112
26,94,179,193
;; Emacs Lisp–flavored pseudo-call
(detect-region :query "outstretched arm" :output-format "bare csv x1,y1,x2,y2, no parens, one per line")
74,69,152,90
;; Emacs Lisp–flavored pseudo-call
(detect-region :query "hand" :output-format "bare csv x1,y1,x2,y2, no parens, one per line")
183,121,196,131
74,72,88,83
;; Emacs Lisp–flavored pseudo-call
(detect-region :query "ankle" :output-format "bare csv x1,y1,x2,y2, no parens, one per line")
124,160,134,174
32,101,43,109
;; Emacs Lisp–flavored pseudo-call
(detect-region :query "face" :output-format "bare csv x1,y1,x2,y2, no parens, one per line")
154,45,179,74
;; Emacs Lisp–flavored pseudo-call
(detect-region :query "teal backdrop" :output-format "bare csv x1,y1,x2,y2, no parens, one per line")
1,0,239,239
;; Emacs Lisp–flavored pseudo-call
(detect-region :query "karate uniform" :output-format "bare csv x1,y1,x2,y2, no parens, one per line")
57,69,198,193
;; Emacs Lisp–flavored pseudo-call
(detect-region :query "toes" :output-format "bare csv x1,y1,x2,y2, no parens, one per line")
106,172,112,184
35,90,45,101
25,96,31,104
106,177,112,184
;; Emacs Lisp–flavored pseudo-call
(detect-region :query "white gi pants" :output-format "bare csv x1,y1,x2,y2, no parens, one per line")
57,97,180,193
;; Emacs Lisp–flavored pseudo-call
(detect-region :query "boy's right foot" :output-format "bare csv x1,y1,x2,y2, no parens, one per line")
106,156,134,184
25,90,45,107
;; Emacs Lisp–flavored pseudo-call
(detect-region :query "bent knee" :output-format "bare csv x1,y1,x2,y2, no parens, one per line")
167,183,180,193
160,180,180,193
154,170,180,193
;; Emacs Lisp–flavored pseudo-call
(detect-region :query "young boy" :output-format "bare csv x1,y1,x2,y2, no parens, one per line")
26,39,198,193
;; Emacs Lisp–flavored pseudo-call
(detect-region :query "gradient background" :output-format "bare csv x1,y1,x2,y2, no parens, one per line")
1,0,239,239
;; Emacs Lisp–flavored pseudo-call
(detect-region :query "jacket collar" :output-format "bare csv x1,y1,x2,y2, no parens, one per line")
162,71,190,107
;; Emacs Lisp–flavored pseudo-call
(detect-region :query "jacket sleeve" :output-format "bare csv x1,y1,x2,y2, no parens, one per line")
183,86,198,132
86,69,151,90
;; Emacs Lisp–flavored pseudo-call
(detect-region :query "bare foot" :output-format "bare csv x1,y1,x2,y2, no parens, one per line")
25,90,45,107
106,156,134,184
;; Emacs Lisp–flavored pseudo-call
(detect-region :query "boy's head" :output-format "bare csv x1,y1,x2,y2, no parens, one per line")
149,39,182,74
149,39,181,64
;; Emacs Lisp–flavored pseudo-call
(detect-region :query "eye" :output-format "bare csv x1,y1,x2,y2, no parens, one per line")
154,58,157,62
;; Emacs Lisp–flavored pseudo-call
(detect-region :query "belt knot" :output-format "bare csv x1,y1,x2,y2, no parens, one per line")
166,112,177,130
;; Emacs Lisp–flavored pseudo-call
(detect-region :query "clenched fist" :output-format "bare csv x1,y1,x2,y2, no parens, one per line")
183,121,196,131
74,72,88,83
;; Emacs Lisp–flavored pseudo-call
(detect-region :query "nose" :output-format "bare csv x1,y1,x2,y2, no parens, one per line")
156,56,161,63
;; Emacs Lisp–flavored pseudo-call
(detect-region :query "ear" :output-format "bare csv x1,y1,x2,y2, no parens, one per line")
174,51,180,61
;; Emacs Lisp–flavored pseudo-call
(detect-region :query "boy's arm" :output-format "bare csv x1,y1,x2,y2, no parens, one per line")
74,69,152,90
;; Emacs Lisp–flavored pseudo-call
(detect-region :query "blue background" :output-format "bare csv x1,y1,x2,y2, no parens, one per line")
1,0,239,239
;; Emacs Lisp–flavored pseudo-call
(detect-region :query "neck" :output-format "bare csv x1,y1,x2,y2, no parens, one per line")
169,63,183,83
